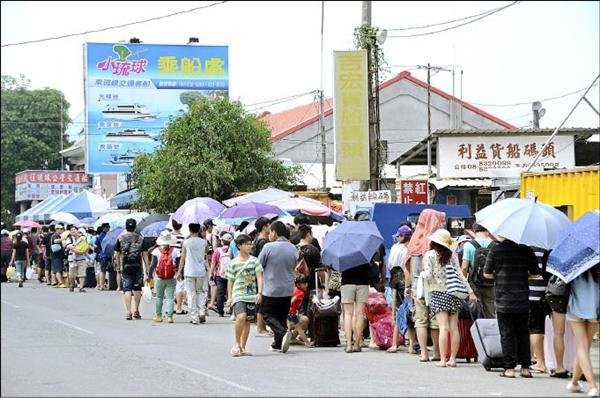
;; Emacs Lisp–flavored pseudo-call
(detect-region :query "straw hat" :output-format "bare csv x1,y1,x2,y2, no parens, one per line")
428,228,458,252
156,230,177,246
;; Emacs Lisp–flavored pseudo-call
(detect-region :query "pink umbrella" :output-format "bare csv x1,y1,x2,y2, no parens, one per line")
14,220,42,228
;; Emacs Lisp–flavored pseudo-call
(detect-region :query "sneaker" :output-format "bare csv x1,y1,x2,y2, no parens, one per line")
587,388,599,397
190,319,199,325
18,281,23,288
269,346,282,352
69,286,75,292
199,315,206,324
230,346,242,357
167,316,174,323
567,382,583,393
281,331,292,353
58,283,67,288
79,288,86,293
153,315,163,323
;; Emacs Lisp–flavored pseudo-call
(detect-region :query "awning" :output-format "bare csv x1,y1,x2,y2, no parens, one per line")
429,178,492,190
110,188,138,209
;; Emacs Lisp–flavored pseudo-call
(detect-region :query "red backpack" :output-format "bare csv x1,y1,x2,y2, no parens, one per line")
156,247,176,279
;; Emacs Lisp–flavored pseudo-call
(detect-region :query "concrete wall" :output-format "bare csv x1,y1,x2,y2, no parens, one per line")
272,79,509,171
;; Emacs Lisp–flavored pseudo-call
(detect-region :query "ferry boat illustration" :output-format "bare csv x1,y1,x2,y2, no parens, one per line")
102,104,156,120
107,149,143,165
104,129,157,143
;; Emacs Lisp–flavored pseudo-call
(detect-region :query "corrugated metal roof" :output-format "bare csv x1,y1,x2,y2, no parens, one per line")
433,128,598,139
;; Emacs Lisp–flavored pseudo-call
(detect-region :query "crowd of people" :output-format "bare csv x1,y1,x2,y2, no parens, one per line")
1,210,598,396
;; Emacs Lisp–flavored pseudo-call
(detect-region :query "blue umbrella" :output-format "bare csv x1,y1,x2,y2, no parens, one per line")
140,221,169,237
547,210,600,283
321,221,384,272
101,227,124,259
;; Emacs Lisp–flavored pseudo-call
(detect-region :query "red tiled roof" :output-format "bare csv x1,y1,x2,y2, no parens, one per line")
262,71,515,143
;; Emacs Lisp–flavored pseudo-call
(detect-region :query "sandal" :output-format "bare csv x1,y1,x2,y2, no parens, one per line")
499,371,515,378
125,313,133,320
175,310,188,315
520,369,533,378
133,311,141,319
352,346,362,352
550,370,571,379
344,345,353,353
230,346,242,357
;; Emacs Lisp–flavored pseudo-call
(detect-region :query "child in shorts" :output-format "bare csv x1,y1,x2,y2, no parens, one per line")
287,275,313,347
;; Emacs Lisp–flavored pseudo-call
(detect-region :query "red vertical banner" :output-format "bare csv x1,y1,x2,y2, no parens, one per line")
399,180,428,204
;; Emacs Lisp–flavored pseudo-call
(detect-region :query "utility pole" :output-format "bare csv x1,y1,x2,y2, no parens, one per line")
426,63,432,178
319,0,327,191
60,94,64,170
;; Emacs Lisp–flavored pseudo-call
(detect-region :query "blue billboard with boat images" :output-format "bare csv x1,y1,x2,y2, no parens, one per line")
84,42,229,173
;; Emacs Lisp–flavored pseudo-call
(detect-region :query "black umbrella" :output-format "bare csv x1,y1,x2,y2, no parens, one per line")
134,214,170,234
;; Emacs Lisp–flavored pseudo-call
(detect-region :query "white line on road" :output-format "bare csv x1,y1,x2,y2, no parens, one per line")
54,320,94,335
166,361,254,392
0,300,20,308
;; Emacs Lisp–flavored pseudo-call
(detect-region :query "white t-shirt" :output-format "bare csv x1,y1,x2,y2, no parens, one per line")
182,236,207,277
388,243,408,271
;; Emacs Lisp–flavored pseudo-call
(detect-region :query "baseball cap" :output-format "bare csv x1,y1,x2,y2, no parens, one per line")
125,218,137,229
393,225,412,238
55,224,65,230
457,235,472,244
203,219,216,228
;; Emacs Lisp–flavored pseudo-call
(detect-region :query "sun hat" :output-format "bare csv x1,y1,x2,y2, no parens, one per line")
393,225,413,238
55,224,65,230
457,235,472,244
428,228,458,252
156,230,177,246
221,233,233,242
1,229,8,235
78,228,87,235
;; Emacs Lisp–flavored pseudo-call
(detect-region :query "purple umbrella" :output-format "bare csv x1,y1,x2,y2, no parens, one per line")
219,201,285,220
172,197,225,224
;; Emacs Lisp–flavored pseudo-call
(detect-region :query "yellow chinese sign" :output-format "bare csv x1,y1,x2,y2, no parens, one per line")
157,56,225,76
334,50,369,180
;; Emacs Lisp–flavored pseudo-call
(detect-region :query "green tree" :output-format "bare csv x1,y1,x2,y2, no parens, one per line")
1,75,71,225
132,96,300,213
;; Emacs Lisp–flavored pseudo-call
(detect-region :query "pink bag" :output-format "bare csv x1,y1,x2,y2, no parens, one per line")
365,291,389,319
371,313,394,349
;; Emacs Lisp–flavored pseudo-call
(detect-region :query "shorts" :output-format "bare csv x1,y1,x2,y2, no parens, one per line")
546,295,568,314
121,266,143,292
51,257,64,274
175,279,186,294
340,284,369,304
69,260,88,278
430,291,462,315
529,299,549,334
287,314,300,324
413,297,439,329
233,301,257,322
100,258,111,272
566,314,600,323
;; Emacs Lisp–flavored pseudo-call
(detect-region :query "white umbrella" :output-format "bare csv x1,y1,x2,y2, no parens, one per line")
49,211,80,226
475,198,571,249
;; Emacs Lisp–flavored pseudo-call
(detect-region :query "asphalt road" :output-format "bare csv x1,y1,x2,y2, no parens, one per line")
1,280,599,397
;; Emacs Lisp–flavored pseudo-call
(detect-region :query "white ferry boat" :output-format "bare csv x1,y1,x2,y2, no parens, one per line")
102,104,156,120
104,129,156,143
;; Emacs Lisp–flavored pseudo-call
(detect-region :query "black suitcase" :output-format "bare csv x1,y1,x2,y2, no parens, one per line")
107,271,118,290
0,266,7,283
84,266,97,288
311,313,340,347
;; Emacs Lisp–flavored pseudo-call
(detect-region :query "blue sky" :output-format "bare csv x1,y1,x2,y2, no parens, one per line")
2,1,598,131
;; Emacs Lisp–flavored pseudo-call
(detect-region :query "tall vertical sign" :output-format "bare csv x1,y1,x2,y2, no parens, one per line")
333,50,369,180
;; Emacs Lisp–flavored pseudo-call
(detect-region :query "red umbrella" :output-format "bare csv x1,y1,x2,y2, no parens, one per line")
14,220,42,228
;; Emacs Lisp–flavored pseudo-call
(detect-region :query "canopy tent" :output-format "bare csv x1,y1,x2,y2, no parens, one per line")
222,188,292,207
37,193,78,221
46,190,110,220
15,195,61,221
110,188,138,209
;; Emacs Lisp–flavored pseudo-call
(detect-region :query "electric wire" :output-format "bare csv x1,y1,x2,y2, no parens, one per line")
1,1,228,48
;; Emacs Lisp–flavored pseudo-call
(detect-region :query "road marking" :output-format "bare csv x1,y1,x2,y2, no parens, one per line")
54,320,94,335
166,361,254,392
0,300,20,309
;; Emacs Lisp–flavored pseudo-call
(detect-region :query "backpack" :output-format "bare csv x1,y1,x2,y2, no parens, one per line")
156,247,176,279
122,235,143,266
219,247,231,275
468,240,496,287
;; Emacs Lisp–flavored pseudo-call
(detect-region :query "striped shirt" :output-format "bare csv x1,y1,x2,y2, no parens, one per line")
529,246,549,302
483,240,540,313
224,256,263,305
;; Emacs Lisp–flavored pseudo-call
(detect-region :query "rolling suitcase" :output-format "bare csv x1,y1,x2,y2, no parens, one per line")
447,319,478,362
84,266,97,288
107,270,118,290
309,268,341,347
470,318,504,371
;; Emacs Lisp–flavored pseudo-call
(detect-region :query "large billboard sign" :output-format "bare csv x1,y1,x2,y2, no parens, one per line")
15,170,91,202
333,50,369,181
84,42,229,173
437,135,575,178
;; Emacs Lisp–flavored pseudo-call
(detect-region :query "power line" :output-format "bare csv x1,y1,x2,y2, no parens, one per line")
469,84,599,107
1,1,229,48
244,91,316,110
387,2,518,32
387,1,519,38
